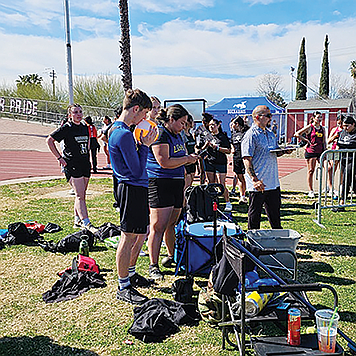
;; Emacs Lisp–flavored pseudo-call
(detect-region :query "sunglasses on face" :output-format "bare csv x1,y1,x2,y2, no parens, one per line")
259,113,272,118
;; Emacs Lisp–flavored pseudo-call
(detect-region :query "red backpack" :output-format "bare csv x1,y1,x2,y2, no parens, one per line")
58,255,100,276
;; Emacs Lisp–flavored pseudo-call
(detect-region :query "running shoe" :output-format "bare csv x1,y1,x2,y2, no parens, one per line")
116,285,149,305
239,196,248,204
149,265,164,281
73,221,82,229
224,202,233,212
307,191,315,198
161,256,175,268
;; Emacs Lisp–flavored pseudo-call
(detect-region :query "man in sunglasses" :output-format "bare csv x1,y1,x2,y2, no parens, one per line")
241,105,292,229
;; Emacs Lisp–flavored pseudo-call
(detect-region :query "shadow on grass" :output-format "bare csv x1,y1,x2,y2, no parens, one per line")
298,260,355,286
0,336,98,356
298,241,356,257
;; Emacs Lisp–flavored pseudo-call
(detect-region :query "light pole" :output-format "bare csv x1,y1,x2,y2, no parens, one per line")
64,0,74,105
290,66,295,102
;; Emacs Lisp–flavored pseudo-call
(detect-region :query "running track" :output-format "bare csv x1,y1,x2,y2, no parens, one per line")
0,150,306,183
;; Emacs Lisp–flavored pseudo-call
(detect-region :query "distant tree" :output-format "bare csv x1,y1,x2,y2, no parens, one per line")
295,37,307,100
319,34,330,99
350,60,356,80
256,71,287,107
15,73,45,99
73,74,124,109
118,0,132,91
16,73,43,88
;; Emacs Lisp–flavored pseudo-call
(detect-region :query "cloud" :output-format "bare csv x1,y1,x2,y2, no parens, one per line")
1,11,356,102
130,0,215,13
243,0,282,5
130,17,356,100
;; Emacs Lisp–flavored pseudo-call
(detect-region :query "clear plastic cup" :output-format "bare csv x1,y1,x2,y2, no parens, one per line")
315,309,339,353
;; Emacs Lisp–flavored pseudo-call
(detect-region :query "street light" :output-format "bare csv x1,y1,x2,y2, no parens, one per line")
64,0,74,105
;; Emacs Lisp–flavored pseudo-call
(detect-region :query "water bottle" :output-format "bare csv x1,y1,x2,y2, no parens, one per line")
245,278,278,317
245,291,274,317
79,235,89,256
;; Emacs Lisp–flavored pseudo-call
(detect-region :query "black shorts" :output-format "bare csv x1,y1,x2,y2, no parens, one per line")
204,161,227,174
117,183,149,234
233,157,245,175
148,178,184,209
305,151,322,160
63,160,91,181
185,163,196,175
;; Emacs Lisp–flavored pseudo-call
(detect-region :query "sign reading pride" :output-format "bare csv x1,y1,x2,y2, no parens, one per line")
0,97,38,116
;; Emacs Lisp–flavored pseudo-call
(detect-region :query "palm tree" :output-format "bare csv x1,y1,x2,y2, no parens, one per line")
350,60,356,80
16,73,43,87
118,0,132,91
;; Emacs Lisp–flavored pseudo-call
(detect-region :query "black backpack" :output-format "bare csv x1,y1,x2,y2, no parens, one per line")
38,230,95,254
94,222,121,242
4,222,39,245
171,278,194,304
185,185,214,223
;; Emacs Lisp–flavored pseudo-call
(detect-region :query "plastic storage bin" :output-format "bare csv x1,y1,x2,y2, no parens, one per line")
246,229,301,269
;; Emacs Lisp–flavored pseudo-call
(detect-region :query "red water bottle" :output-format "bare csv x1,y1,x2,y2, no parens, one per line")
288,308,301,345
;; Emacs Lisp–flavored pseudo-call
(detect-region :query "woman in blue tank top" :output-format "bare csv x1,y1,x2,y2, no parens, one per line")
146,104,198,281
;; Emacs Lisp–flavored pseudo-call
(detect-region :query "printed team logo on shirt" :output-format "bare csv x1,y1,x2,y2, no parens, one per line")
75,136,88,154
316,132,323,137
173,144,185,153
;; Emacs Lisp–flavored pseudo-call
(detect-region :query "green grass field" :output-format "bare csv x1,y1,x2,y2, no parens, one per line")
0,178,355,356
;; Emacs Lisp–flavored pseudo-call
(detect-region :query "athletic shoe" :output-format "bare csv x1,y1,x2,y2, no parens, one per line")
116,285,149,305
332,206,345,212
104,235,120,249
73,221,82,229
161,256,175,268
139,250,148,257
230,189,237,197
239,196,248,204
83,223,98,235
307,191,315,198
224,202,233,212
149,265,164,281
130,273,151,288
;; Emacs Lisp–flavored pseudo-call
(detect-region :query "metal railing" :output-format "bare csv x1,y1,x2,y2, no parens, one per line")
0,96,115,128
314,148,356,227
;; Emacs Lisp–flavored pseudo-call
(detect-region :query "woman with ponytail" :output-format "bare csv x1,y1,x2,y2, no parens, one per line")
146,104,198,281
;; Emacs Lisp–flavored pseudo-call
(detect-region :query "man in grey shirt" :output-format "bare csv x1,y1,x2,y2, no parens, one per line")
241,105,292,229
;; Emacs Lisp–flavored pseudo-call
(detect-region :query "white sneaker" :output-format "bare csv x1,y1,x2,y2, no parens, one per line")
308,191,315,198
224,202,233,212
239,196,248,204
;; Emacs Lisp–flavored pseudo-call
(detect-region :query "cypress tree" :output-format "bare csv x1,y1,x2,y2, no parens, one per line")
319,34,330,99
295,37,307,100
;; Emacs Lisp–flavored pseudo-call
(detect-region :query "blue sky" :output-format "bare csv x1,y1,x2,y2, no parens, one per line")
0,0,355,102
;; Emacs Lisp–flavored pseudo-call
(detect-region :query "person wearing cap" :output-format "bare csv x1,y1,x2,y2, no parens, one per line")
241,105,292,229
335,115,356,210
230,116,249,203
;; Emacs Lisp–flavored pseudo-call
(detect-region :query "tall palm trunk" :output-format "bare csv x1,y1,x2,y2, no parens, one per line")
118,0,133,91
